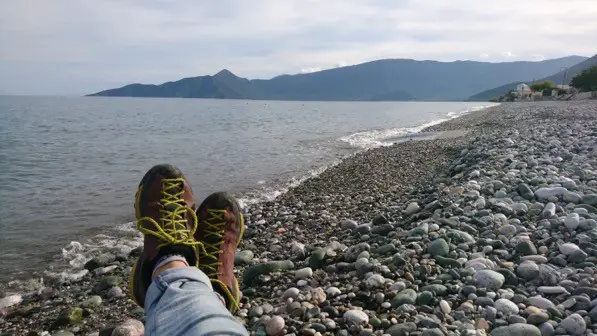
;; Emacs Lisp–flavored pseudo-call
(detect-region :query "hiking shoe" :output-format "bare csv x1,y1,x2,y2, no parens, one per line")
195,192,245,313
128,164,201,307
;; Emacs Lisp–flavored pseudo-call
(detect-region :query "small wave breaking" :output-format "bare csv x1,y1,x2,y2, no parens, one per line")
339,104,496,149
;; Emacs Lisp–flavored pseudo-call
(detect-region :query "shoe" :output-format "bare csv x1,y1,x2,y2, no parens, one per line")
195,192,245,313
128,164,201,307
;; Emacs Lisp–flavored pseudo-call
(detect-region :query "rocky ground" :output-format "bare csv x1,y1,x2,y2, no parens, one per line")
2,101,597,336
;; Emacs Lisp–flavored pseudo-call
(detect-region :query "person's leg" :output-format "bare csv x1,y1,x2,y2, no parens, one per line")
128,164,248,336
144,266,247,335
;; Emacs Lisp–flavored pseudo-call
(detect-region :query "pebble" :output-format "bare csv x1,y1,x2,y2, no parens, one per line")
107,286,124,299
537,286,568,295
282,287,300,300
391,289,417,306
527,296,557,310
439,300,451,314
81,295,102,308
405,202,421,215
494,298,519,315
428,238,449,256
343,309,369,325
311,287,326,304
0,295,22,310
560,313,586,335
341,219,359,230
111,319,144,336
266,316,285,336
325,287,341,297
295,267,313,279
516,261,540,280
527,312,550,325
535,187,568,200
565,213,580,230
474,270,505,290
489,324,541,336
386,322,416,336
366,274,385,288
559,243,581,256
538,322,554,336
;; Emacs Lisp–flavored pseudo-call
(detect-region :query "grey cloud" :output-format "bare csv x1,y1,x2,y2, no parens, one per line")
0,0,595,95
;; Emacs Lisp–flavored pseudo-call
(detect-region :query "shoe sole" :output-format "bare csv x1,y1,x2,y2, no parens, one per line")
128,257,142,307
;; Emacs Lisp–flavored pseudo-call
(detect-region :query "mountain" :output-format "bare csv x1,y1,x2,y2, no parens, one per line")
89,56,588,101
89,69,263,99
468,54,597,101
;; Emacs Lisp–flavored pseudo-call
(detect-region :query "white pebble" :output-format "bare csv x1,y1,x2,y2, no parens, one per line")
266,316,285,336
0,295,22,310
559,243,580,256
343,309,369,325
294,267,313,279
565,213,580,230
282,287,300,300
325,286,341,297
440,300,451,314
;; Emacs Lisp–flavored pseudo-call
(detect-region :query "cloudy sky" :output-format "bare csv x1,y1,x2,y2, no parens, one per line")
0,0,595,95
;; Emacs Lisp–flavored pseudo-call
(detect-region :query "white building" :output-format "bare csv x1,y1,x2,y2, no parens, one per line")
516,83,532,94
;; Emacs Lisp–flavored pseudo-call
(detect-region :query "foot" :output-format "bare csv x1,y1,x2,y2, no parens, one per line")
195,192,245,313
128,164,201,307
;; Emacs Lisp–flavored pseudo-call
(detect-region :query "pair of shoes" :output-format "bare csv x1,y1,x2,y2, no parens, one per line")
128,164,245,313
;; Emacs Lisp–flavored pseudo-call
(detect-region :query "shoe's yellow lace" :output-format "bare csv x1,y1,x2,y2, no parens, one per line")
136,178,202,254
201,209,226,277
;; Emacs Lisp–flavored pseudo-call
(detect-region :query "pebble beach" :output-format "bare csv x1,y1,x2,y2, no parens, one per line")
2,100,597,336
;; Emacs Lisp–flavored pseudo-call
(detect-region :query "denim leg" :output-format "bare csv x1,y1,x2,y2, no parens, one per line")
144,267,248,336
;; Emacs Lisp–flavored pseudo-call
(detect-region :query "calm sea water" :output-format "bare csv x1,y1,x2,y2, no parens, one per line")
0,96,495,283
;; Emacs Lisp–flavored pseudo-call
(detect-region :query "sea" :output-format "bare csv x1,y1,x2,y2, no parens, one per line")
0,96,497,285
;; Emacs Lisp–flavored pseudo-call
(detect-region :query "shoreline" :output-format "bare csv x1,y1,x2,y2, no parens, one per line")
0,103,493,288
4,101,597,335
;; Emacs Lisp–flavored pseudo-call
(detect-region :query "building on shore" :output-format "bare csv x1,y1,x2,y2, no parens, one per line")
516,83,532,95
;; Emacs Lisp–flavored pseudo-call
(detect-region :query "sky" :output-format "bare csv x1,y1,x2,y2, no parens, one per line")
0,0,596,95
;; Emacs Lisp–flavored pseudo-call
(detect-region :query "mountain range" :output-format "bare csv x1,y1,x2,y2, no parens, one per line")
88,55,589,101
468,54,597,101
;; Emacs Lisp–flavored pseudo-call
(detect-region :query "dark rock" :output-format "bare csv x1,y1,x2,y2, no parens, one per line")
515,241,537,256
50,307,83,330
420,284,447,296
243,260,294,285
234,250,254,266
568,249,588,263
391,289,417,307
494,268,518,286
518,184,535,200
92,276,121,294
428,238,449,257
372,214,389,225
84,253,116,271
371,224,394,235
386,322,417,336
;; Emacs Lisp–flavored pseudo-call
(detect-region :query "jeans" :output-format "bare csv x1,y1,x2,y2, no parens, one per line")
145,267,249,336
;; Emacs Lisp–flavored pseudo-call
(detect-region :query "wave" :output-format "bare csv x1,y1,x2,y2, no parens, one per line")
339,104,496,149
44,224,143,284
